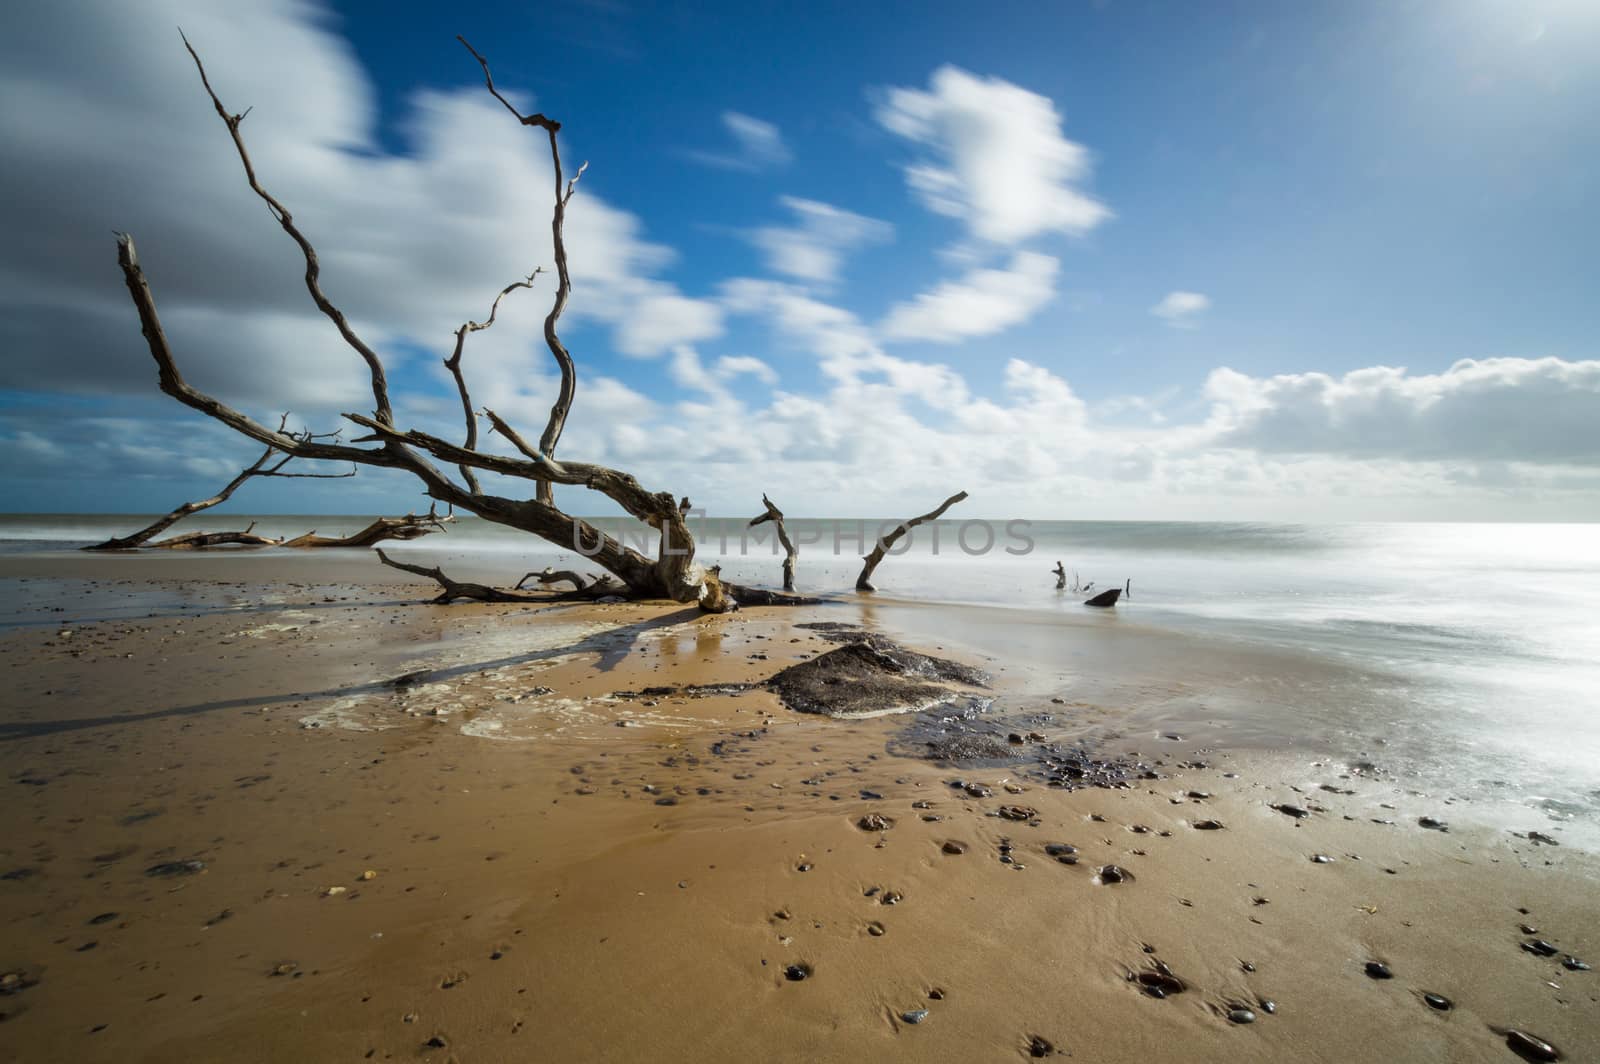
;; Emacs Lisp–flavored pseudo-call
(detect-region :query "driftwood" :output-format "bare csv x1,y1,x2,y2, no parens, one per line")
280,509,452,548
1084,581,1131,608
116,35,737,610
749,494,798,590
82,417,353,551
374,549,549,604
146,522,281,550
856,491,968,592
1052,561,1066,590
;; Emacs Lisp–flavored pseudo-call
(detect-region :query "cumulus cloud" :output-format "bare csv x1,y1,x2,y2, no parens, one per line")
0,0,721,419
747,196,891,284
1151,290,1211,325
876,65,1110,245
879,251,1059,343
686,111,792,172
1205,358,1600,465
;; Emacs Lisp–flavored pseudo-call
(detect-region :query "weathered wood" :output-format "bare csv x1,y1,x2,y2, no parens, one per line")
1084,588,1122,608
281,509,452,549
1052,561,1066,590
856,491,968,592
749,493,798,591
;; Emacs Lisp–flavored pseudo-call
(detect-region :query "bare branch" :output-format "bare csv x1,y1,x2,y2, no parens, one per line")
444,270,542,492
856,490,968,592
459,36,577,506
179,32,395,426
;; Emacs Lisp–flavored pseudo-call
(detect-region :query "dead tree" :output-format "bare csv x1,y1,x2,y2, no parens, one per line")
117,34,764,610
1051,561,1066,589
749,494,798,590
855,490,967,592
82,417,353,551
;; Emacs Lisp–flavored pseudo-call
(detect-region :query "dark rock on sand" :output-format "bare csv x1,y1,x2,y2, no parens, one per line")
766,635,987,719
1193,819,1225,830
900,1009,928,1024
1272,804,1310,819
1364,961,1393,979
1418,816,1449,832
1228,1007,1256,1024
997,805,1039,821
857,814,893,831
784,964,812,982
1522,939,1559,957
144,859,205,878
1504,1029,1561,1062
1044,843,1077,856
1562,956,1590,971
941,841,967,855
1095,865,1133,885
1027,1034,1055,1057
1422,992,1453,1011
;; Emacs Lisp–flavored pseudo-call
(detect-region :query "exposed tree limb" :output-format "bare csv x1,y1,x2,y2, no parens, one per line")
1052,561,1067,590
856,491,968,592
180,31,394,428
374,548,547,604
83,416,353,551
749,493,798,591
147,523,282,550
444,272,541,493
458,36,578,506
281,507,453,548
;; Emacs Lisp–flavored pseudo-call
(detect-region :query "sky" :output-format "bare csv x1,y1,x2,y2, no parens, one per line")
2,0,1598,521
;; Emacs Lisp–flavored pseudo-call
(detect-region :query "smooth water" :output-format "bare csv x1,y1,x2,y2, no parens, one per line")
5,514,1599,835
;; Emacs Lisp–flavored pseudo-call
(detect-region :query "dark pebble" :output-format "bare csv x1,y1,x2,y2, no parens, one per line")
425,1035,448,1049
1044,843,1077,856
784,964,811,982
1096,864,1132,884
941,841,967,855
1272,804,1310,819
900,1009,928,1024
1258,999,1276,1014
1504,1030,1560,1062
1522,939,1559,957
1418,816,1449,832
1364,961,1393,979
88,913,119,926
653,796,678,806
144,860,205,878
1028,1034,1054,1057
1228,1007,1256,1024
1561,956,1590,971
1422,992,1452,1011
1193,820,1225,830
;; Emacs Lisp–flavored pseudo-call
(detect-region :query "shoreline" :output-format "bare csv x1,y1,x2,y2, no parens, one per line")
1,556,1596,1062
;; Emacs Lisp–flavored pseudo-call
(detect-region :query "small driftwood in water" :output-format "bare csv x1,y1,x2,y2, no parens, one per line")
856,490,968,592
1052,561,1067,590
749,493,798,591
1084,586,1123,608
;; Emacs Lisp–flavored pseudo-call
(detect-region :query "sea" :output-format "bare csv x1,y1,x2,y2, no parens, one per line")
3,514,1598,839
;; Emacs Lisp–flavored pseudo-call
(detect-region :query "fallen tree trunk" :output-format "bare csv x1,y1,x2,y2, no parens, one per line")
856,491,968,592
146,523,282,549
749,493,798,591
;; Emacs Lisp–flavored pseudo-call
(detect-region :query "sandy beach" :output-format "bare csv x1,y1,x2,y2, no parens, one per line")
1,551,1596,1063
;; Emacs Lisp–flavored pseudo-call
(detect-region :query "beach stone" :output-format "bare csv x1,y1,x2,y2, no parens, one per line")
941,841,967,855
901,1009,928,1024
1272,804,1310,819
1228,1007,1256,1024
1193,820,1225,830
1527,831,1560,846
1364,961,1393,979
1258,999,1277,1014
88,912,119,926
1027,1034,1055,1057
857,814,893,831
1418,816,1449,832
1504,1030,1560,1062
928,987,945,1000
998,805,1039,821
1044,843,1077,856
867,922,885,937
1522,939,1559,957
964,783,993,798
1562,956,1590,971
1311,854,1335,864
145,859,205,878
784,964,811,982
1422,992,1452,1011
1096,864,1133,885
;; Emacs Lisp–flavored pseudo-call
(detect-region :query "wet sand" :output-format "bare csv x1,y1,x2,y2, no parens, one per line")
1,553,1596,1062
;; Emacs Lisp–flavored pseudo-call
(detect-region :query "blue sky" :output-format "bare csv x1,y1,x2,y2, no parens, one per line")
1,0,1598,519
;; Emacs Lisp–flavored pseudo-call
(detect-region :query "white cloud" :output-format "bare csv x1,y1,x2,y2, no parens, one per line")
1151,290,1211,325
1204,358,1600,464
876,66,1110,245
748,196,891,284
686,111,791,172
879,251,1059,343
714,355,779,386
